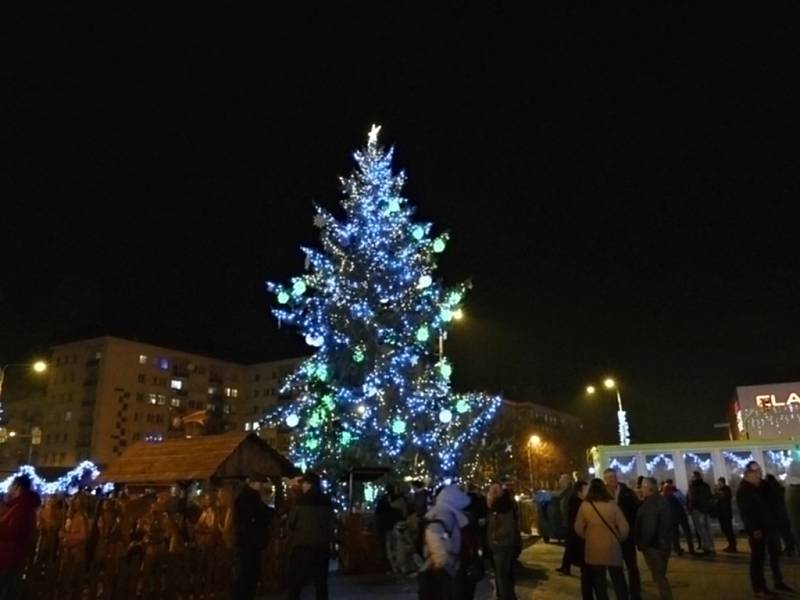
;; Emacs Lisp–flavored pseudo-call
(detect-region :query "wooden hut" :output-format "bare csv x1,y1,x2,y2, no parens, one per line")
99,431,299,488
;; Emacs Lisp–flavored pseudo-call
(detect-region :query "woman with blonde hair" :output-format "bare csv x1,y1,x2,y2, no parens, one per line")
575,478,630,600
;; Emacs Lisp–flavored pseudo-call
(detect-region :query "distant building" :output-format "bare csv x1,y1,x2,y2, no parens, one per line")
729,381,800,441
472,399,584,490
2,336,303,468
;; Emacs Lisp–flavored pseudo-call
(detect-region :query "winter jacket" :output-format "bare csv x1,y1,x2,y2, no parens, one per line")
487,493,521,549
786,477,800,540
635,494,672,552
713,484,733,519
234,486,273,551
0,489,42,570
611,483,639,549
575,500,630,567
423,485,470,576
736,479,774,535
287,489,335,550
687,479,713,514
565,492,586,566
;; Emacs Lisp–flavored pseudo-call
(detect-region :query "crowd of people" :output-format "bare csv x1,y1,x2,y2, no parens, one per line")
1,459,798,600
555,461,800,600
0,473,288,600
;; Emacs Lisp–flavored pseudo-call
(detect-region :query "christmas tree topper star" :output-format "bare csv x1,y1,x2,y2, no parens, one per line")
368,123,382,145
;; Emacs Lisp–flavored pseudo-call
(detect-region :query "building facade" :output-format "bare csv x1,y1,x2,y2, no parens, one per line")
471,399,584,490
6,336,302,467
729,381,800,441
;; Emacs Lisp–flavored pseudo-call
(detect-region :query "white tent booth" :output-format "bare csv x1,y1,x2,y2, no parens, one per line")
589,439,799,495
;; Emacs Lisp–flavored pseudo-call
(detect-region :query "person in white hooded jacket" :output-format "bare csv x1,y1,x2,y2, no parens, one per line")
418,484,470,600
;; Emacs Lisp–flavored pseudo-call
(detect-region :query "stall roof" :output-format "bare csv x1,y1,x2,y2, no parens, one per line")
99,432,299,485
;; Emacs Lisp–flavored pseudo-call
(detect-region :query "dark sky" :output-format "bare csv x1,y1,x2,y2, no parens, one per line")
3,4,800,444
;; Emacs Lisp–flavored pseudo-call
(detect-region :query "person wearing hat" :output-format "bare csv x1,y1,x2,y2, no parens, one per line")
287,472,335,600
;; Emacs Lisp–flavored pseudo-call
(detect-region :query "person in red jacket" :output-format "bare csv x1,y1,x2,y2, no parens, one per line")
0,474,41,599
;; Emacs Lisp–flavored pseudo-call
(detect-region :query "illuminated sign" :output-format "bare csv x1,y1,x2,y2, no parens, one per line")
755,393,800,409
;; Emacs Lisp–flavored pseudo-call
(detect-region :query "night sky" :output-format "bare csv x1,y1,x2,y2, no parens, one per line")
3,4,800,444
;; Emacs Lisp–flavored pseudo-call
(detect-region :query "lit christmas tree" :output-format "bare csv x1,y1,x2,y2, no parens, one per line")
263,125,501,477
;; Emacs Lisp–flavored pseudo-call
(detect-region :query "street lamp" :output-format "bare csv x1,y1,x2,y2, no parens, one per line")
438,310,464,359
586,377,630,446
527,434,542,493
0,361,49,419
0,427,43,463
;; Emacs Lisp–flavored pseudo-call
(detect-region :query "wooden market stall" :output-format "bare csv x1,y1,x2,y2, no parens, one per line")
23,433,298,600
99,431,298,489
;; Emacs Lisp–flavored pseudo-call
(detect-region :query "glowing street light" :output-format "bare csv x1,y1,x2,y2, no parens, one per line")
439,311,465,358
0,361,49,419
527,433,542,493
586,376,630,446
33,361,48,374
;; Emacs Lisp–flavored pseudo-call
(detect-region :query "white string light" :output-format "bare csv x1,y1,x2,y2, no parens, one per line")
0,461,102,495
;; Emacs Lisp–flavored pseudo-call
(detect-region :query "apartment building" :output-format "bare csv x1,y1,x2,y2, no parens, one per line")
31,336,302,466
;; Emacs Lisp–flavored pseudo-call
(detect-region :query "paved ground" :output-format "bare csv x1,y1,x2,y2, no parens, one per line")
263,536,800,599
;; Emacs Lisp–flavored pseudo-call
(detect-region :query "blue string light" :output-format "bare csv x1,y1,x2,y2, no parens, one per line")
262,126,501,475
0,461,103,495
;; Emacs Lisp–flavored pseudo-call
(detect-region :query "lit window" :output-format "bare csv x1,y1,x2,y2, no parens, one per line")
170,379,183,390
225,387,232,397
158,358,169,371
245,423,251,431
149,393,157,405
231,388,238,398
252,421,261,430
157,394,166,406
64,411,72,422
139,354,148,365
208,387,217,395
224,404,232,415
171,398,181,408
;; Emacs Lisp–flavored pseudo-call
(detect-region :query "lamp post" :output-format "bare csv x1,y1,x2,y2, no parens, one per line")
586,377,630,446
438,309,464,359
0,427,42,464
0,361,48,420
527,434,541,493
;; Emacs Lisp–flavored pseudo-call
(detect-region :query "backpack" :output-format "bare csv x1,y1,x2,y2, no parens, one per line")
415,516,451,557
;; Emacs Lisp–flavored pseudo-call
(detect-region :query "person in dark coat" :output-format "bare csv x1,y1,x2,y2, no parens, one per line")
736,461,793,596
765,474,796,557
635,478,673,600
232,481,274,600
556,479,579,576
564,481,591,599
714,477,737,553
410,481,430,518
0,475,42,600
287,472,335,600
604,468,641,600
687,471,715,555
661,481,695,555
662,482,694,555
487,484,521,600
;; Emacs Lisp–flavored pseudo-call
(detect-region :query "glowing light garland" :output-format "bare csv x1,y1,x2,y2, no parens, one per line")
722,451,755,471
684,452,713,472
0,461,105,495
608,456,637,475
645,453,675,473
262,126,501,475
765,449,793,470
